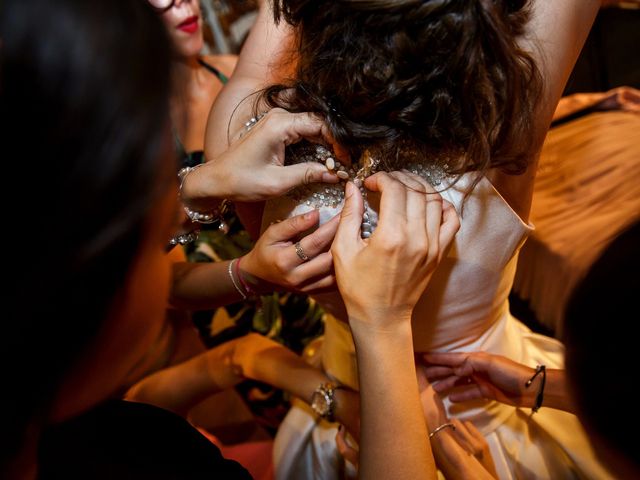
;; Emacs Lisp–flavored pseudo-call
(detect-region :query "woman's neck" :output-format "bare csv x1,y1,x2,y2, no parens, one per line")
173,55,207,90
171,53,229,152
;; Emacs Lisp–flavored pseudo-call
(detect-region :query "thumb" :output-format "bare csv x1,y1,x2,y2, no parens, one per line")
277,162,339,193
334,182,364,250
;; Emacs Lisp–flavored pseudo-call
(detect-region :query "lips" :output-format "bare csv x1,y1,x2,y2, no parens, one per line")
177,16,199,34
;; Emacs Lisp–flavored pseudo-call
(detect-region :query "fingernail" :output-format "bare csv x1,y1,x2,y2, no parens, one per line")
304,210,316,220
322,172,339,183
345,181,354,197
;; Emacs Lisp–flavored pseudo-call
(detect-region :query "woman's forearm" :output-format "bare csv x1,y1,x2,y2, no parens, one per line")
205,0,294,158
232,333,329,402
539,369,574,413
169,261,245,310
125,341,242,416
351,318,437,480
429,432,496,480
126,333,337,418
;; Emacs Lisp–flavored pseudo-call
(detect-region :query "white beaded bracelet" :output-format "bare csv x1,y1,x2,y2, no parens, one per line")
178,164,230,227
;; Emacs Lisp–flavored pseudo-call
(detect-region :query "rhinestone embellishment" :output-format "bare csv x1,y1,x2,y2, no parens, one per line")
240,116,449,237
283,142,448,238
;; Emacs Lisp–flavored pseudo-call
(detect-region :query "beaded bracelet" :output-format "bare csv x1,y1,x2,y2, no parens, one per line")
239,113,266,138
178,164,230,226
166,228,200,251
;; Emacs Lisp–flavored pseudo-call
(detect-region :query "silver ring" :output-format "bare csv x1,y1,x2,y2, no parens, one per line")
295,241,310,262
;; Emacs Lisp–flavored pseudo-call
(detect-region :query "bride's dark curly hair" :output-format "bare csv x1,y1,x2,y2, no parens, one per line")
263,0,542,176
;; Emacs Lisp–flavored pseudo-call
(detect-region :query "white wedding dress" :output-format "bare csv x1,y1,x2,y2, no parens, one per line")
262,160,613,479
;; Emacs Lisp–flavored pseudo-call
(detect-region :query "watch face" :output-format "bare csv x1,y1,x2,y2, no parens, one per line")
311,390,330,416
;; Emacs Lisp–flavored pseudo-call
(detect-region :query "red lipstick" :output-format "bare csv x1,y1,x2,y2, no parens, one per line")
177,16,199,34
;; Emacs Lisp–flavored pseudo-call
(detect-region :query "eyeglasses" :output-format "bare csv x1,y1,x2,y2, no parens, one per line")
148,0,176,13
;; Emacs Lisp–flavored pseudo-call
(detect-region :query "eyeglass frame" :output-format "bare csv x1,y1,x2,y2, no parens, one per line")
148,0,176,13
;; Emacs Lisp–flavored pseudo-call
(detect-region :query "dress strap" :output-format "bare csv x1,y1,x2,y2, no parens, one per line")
174,129,204,168
197,58,229,84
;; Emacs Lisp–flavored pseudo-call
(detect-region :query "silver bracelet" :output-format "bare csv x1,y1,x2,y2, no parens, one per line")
178,164,229,225
228,259,247,300
239,112,266,138
167,228,200,249
428,422,456,439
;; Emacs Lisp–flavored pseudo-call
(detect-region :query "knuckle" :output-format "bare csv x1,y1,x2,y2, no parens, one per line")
414,239,429,254
330,247,345,266
398,173,427,193
379,233,404,252
263,184,281,198
426,192,443,204
289,214,305,231
308,233,326,251
263,117,281,137
476,351,490,362
472,444,484,458
410,172,430,188
289,271,302,286
423,181,438,194
274,252,289,273
304,167,318,185
412,182,428,194
386,177,404,192
425,248,439,265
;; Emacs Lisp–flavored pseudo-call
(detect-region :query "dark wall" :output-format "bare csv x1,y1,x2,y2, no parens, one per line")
564,7,640,95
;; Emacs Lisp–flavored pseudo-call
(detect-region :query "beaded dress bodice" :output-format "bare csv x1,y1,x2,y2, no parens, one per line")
262,141,533,390
262,141,447,237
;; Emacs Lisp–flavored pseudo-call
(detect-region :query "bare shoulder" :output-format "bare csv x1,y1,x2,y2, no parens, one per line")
201,54,238,77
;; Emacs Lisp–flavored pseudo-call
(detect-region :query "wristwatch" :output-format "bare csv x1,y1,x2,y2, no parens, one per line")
310,382,342,422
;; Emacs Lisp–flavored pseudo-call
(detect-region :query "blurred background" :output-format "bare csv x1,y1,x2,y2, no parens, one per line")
200,0,259,55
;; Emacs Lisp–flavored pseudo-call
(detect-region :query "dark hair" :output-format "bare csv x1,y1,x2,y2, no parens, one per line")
563,221,640,471
264,0,542,176
0,0,173,468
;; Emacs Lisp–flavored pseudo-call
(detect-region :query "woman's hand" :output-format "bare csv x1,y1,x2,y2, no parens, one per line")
421,352,539,408
421,351,573,413
329,171,459,480
336,425,360,471
182,109,341,210
416,364,498,479
240,208,338,295
332,171,460,330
